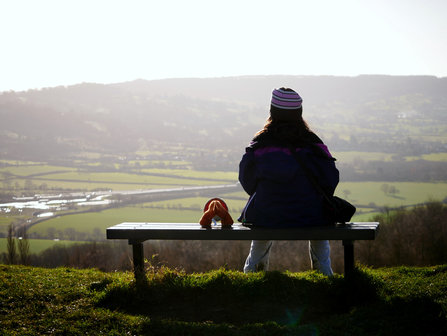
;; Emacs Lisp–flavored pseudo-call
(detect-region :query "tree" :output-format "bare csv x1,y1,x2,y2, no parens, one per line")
2,179,13,190
24,179,34,190
47,227,56,240
77,232,86,241
2,171,14,190
6,224,16,265
1,171,13,180
64,227,77,241
92,227,102,241
18,227,30,265
381,184,389,195
56,230,64,240
190,204,201,211
389,186,400,197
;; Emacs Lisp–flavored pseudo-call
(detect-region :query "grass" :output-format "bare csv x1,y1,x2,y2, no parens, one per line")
0,264,446,335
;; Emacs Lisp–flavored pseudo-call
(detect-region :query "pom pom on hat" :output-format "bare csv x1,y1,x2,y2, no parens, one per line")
270,87,303,121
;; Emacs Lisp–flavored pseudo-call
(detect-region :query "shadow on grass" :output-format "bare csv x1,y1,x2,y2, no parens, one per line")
317,267,446,335
94,269,339,325
326,296,445,335
93,267,445,334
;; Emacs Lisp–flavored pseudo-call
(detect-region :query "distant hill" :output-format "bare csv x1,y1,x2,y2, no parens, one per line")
113,75,447,107
1,75,446,162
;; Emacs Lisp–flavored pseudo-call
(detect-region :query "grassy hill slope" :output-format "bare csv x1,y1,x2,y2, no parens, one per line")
1,264,446,335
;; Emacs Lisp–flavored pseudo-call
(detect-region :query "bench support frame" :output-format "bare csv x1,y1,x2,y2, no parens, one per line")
132,241,145,279
107,222,380,281
342,240,355,277
129,238,360,281
129,240,359,281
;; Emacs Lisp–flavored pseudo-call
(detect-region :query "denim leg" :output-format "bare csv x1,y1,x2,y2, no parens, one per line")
309,240,333,276
244,240,274,273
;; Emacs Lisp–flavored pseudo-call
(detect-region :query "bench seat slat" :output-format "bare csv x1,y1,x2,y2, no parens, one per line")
107,222,379,241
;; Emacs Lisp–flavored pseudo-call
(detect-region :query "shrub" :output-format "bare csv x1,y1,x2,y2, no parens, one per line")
356,199,447,267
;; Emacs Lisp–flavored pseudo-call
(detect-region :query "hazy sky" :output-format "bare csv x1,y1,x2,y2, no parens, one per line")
1,0,446,92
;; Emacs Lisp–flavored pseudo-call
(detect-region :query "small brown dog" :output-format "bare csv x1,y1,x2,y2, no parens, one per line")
199,198,234,227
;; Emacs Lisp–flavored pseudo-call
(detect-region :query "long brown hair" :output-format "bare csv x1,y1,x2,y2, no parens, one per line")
254,116,312,142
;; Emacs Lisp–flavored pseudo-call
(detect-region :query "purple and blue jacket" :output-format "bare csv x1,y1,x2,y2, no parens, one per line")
238,132,339,227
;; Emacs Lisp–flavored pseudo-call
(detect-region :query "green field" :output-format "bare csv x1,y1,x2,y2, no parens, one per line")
6,180,187,192
140,168,237,180
130,159,191,166
142,196,246,211
1,162,237,193
331,151,447,163
335,181,447,207
331,151,395,162
2,156,447,246
227,181,447,210
26,194,245,238
0,160,39,166
2,177,232,193
0,238,79,254
24,181,447,239
33,171,229,185
0,216,18,230
27,207,206,237
406,152,447,162
0,165,73,176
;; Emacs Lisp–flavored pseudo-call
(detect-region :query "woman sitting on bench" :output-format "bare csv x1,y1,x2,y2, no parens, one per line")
238,87,339,275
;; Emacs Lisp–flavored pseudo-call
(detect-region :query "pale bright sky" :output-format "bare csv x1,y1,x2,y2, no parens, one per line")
1,0,446,92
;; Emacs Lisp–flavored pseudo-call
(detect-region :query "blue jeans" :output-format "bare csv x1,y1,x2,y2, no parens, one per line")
243,240,333,276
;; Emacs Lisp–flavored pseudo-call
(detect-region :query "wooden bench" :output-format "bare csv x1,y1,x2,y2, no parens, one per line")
106,222,380,279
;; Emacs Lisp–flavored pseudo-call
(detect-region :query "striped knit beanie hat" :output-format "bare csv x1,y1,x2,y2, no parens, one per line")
270,87,303,122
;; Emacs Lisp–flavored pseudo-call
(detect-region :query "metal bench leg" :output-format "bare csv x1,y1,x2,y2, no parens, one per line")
343,240,355,277
131,241,144,281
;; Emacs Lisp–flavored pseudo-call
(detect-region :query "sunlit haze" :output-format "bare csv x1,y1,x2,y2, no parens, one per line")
1,0,446,92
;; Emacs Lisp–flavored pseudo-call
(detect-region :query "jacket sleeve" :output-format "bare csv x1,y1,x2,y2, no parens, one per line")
306,146,339,197
238,151,259,196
